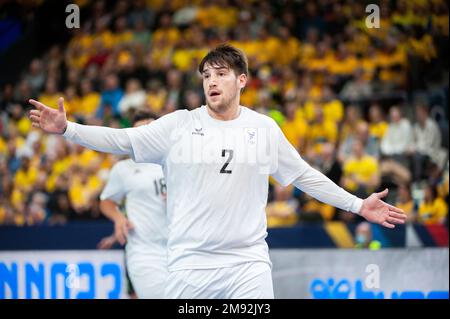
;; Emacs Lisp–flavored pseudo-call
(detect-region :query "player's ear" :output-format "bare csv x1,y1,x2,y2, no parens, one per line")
238,73,247,90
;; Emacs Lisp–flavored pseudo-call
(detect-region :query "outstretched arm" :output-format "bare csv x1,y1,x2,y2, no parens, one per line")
292,165,406,228
273,121,406,229
29,97,132,155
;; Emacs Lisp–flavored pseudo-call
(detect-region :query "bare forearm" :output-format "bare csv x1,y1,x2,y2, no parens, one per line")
99,200,124,222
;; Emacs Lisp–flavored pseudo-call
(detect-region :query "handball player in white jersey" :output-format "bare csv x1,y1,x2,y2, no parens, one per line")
29,44,406,299
98,111,168,299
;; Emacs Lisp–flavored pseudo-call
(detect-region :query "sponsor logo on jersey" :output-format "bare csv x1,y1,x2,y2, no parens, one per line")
192,127,204,136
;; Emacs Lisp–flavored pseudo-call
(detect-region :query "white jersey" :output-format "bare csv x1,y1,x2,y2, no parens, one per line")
100,159,168,291
125,106,314,271
64,104,362,272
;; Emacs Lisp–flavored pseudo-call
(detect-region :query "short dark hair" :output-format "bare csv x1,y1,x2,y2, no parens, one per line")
132,110,157,125
198,44,248,77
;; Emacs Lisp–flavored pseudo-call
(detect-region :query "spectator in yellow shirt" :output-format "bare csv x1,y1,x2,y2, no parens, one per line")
196,2,238,29
392,1,428,29
342,140,380,198
301,193,336,222
437,168,449,200
66,41,89,70
255,28,282,65
8,104,29,136
276,26,301,66
307,41,333,73
92,19,115,49
281,101,307,152
145,79,167,115
431,1,449,36
62,85,80,116
299,28,318,65
368,103,388,141
266,184,298,227
153,13,180,46
13,156,38,193
240,84,258,108
418,185,448,225
78,80,101,118
38,79,62,110
69,166,103,219
307,105,338,155
360,44,379,81
409,28,437,63
172,40,195,72
328,43,358,77
377,37,407,87
112,17,133,47
322,86,344,124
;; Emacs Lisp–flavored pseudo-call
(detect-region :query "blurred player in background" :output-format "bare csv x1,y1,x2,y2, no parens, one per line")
29,44,406,298
97,110,167,299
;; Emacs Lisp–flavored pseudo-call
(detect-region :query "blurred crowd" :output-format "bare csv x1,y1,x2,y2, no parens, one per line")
0,0,448,227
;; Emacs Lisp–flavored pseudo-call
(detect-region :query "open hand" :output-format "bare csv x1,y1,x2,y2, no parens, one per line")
29,97,68,134
360,189,407,229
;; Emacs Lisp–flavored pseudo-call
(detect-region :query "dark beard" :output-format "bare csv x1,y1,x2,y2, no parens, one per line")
207,100,228,114
206,90,238,114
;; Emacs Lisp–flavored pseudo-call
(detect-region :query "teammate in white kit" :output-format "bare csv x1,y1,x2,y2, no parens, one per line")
98,111,168,299
29,44,406,299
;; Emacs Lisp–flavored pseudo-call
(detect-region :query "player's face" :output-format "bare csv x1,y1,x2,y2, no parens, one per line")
202,63,246,113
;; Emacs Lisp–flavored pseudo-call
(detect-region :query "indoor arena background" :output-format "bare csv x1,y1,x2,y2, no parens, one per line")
0,0,448,299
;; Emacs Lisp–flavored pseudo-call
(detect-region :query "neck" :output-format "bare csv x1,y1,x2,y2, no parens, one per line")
206,102,241,121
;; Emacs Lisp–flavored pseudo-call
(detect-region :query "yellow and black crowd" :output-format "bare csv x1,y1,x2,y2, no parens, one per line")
0,0,448,228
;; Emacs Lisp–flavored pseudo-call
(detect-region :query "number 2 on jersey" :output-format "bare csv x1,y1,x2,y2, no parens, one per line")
220,149,233,174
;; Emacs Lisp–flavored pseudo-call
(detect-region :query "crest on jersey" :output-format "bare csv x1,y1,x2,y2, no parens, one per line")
245,128,257,145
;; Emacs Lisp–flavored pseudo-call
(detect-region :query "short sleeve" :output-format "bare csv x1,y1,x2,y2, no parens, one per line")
125,110,184,164
271,123,309,186
100,163,126,203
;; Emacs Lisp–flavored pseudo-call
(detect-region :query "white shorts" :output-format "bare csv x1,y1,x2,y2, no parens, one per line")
126,256,168,299
165,261,274,299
